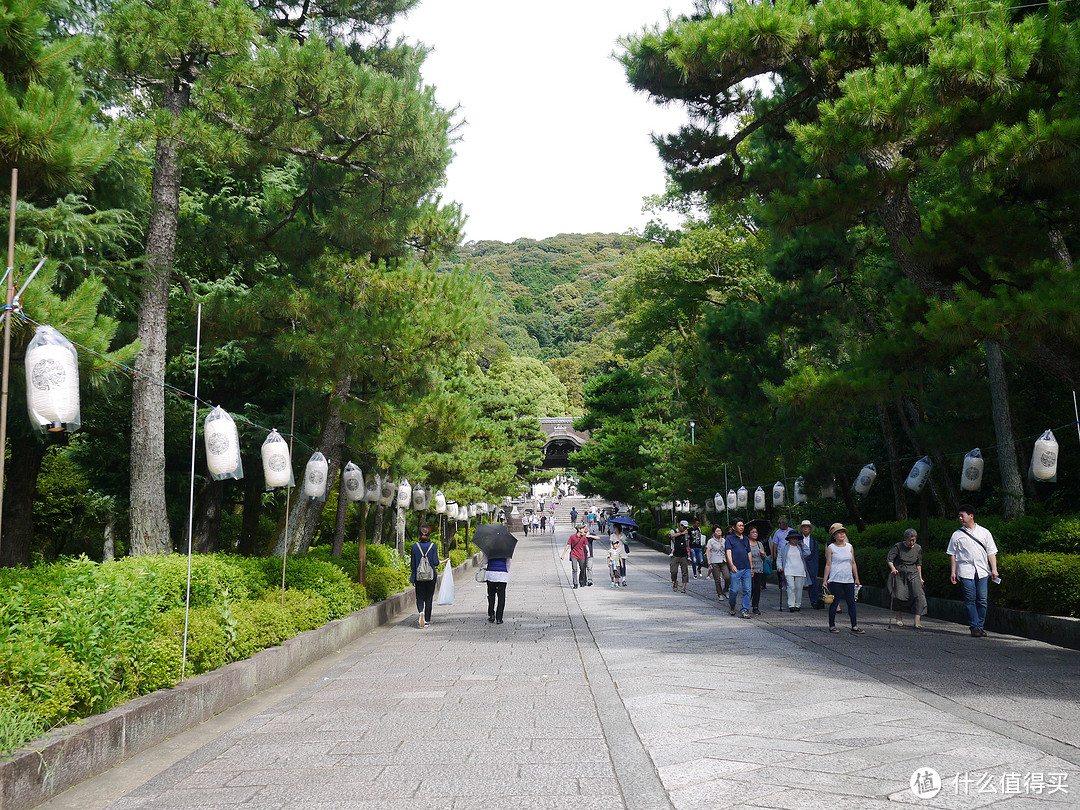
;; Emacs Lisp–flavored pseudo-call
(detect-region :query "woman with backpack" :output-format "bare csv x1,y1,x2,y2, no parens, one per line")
411,524,448,628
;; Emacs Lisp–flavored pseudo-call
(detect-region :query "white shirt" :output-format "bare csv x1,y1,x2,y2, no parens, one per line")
947,524,997,579
779,542,806,578
770,528,789,552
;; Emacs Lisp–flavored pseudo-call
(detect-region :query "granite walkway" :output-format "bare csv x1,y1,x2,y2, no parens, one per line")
40,528,1079,809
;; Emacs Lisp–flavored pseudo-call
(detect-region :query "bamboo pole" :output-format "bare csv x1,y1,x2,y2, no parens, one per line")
181,304,202,680
0,169,18,555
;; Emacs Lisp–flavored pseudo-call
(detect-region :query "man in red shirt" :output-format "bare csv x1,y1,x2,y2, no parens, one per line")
560,525,590,589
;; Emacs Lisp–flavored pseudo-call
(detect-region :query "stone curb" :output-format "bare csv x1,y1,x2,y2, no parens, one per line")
859,582,1080,650
0,553,483,810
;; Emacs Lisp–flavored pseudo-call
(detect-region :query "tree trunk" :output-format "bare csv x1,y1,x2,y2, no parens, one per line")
0,438,47,567
985,338,1025,520
272,375,351,555
894,396,948,518
102,513,115,562
331,467,349,558
394,505,407,557
877,401,907,521
129,79,190,556
192,479,223,554
372,503,386,544
237,466,263,555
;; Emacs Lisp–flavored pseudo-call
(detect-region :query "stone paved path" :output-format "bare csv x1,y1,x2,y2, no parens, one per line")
42,527,1079,809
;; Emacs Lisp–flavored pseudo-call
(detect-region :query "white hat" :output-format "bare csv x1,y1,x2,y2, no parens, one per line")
800,520,812,528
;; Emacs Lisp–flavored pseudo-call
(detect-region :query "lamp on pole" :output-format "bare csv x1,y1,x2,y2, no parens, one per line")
689,419,696,445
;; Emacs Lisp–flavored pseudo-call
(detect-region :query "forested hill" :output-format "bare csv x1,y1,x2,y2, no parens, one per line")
439,233,646,414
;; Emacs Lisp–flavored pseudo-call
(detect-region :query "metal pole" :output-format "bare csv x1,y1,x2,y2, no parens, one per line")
280,382,297,605
181,304,202,681
1073,391,1080,450
0,169,18,555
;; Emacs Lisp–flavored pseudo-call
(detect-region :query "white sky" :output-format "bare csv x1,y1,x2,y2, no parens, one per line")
391,1,696,243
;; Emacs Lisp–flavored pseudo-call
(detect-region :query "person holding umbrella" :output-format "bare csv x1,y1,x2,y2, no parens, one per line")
472,524,519,624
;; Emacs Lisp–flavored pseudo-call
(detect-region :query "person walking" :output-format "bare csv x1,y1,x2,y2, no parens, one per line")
770,517,790,610
560,525,589,589
947,504,1000,638
540,514,547,533
687,518,705,578
669,525,690,593
887,528,927,628
582,527,598,586
799,519,822,608
606,536,625,588
747,526,767,615
726,520,753,618
484,556,510,624
611,524,629,586
778,530,806,611
570,507,578,526
823,523,864,634
705,525,729,600
410,524,447,628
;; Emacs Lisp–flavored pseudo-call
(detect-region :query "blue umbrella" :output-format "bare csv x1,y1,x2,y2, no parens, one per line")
611,516,638,528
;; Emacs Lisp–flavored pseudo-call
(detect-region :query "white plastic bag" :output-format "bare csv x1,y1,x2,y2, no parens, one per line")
436,561,455,605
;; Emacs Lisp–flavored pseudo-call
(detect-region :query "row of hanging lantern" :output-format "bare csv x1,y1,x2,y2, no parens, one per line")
202,405,497,516
693,433,1063,513
18,322,1067,504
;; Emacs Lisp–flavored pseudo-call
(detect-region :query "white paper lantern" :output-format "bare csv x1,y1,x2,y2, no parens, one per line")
25,325,81,433
904,456,932,493
852,463,877,495
754,487,766,511
821,481,836,499
680,499,691,512
772,481,785,507
469,504,477,518
435,490,447,514
736,487,747,508
396,478,412,508
460,504,469,521
710,492,721,512
1032,430,1059,482
342,462,365,502
960,449,984,492
364,471,381,502
445,500,457,519
261,430,292,490
204,406,242,480
726,490,737,510
304,451,329,501
794,477,807,504
379,478,395,506
411,484,428,510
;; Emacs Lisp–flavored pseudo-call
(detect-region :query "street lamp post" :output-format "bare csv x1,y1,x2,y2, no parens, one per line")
689,419,696,445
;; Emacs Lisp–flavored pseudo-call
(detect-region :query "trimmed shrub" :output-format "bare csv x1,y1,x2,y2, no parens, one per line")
280,557,365,619
364,565,410,603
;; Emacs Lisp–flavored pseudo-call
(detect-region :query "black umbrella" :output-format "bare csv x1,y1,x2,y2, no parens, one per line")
472,523,519,559
745,518,773,540
610,516,638,528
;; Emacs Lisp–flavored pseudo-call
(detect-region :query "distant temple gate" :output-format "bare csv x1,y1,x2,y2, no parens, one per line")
539,418,590,469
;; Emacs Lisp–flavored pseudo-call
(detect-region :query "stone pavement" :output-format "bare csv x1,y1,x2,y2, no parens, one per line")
40,528,1079,810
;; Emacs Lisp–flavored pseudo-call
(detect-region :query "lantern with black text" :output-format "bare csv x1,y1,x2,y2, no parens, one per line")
261,430,293,490
754,487,765,511
364,471,381,502
304,452,329,501
852,463,877,495
904,456,932,493
1032,430,1059,482
396,479,412,509
960,449,984,492
772,481,785,507
25,325,80,434
204,406,243,481
342,462,365,502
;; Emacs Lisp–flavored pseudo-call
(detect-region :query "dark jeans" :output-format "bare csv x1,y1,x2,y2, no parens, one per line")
806,574,820,607
828,581,857,628
414,580,437,622
487,581,506,621
689,547,704,575
751,572,765,609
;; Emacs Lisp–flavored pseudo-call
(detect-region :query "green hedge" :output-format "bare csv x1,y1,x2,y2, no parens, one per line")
853,547,1080,618
847,515,1080,555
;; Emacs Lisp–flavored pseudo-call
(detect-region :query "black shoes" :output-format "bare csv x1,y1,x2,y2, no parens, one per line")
496,619,503,624
488,616,495,623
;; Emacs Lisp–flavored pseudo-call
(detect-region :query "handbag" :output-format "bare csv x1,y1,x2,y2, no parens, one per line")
762,558,774,576
474,564,487,584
